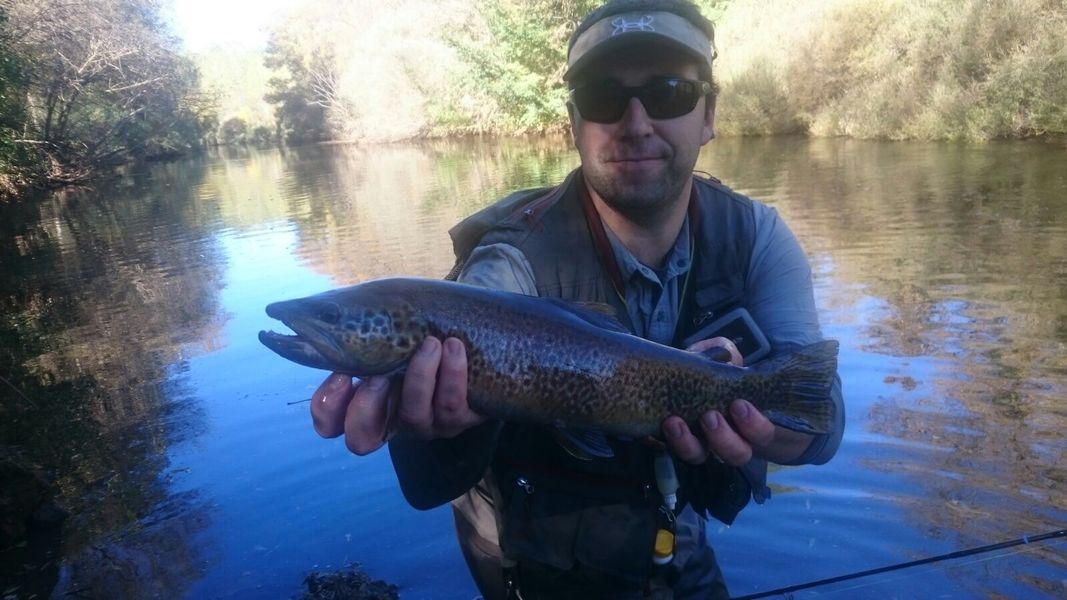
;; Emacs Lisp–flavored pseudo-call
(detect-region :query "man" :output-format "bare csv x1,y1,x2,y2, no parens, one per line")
310,0,844,597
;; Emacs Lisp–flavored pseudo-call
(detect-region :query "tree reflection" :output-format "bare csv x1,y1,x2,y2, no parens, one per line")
0,161,225,597
697,137,1067,596
245,138,580,282
50,491,211,599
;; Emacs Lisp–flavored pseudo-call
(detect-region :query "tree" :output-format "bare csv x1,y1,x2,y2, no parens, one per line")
441,0,732,133
0,6,39,196
444,0,600,132
263,33,331,145
3,0,215,187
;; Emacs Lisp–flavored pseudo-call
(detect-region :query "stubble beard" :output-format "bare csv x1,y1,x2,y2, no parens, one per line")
583,150,693,218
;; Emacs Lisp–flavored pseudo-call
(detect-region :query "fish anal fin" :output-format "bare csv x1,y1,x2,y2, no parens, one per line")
553,428,615,461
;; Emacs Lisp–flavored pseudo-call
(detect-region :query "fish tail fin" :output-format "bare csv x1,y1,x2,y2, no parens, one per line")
752,340,839,435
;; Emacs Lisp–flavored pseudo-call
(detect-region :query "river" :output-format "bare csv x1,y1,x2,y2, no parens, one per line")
1,136,1065,599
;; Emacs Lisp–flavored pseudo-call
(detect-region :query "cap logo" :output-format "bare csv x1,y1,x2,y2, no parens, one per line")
611,14,655,35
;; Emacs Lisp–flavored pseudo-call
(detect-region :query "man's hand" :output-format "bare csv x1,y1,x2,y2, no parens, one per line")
662,337,814,466
310,336,486,456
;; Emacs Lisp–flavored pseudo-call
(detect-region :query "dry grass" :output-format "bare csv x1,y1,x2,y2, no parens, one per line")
715,0,1067,140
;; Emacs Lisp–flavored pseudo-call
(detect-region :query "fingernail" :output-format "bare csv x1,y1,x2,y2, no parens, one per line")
328,374,350,390
419,337,438,355
666,421,684,439
365,376,388,391
732,401,750,420
702,412,720,430
444,338,462,355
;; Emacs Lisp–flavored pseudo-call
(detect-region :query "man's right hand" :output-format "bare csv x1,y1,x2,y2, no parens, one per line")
310,336,486,456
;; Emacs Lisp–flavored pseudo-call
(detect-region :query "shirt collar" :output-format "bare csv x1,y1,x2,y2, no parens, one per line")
603,217,692,288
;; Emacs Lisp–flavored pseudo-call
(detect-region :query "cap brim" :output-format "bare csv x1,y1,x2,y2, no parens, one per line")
563,10,714,83
564,34,708,82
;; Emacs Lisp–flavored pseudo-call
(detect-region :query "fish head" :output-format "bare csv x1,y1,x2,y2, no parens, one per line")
259,284,426,375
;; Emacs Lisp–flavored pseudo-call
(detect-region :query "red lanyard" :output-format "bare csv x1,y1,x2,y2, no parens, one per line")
578,178,699,308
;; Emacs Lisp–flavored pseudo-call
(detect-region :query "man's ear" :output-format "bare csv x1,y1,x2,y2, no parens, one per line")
701,96,717,144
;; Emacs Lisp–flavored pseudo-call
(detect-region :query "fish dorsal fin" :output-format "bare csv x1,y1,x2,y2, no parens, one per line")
553,428,615,460
546,298,629,333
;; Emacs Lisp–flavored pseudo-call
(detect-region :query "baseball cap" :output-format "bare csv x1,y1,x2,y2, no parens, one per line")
564,10,716,83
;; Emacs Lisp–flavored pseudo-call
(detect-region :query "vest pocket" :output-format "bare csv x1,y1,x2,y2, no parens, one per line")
498,474,658,585
573,501,657,583
500,475,582,571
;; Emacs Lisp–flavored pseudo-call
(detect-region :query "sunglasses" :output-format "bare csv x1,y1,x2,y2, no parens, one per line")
569,77,712,124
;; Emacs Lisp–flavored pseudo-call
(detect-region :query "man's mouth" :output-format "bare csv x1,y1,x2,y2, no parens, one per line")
607,155,666,163
605,156,667,172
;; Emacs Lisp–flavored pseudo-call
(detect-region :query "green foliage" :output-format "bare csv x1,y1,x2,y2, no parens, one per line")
249,125,276,147
439,0,597,132
716,57,803,136
1,0,215,194
218,117,249,146
0,8,41,196
213,116,275,148
192,49,275,140
717,0,1067,140
435,0,735,134
263,33,329,145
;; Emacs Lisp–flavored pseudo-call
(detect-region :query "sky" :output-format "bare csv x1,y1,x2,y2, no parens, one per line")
168,0,299,52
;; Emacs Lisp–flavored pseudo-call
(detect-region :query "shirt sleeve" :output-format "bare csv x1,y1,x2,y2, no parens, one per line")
456,243,538,295
388,243,537,510
747,203,845,466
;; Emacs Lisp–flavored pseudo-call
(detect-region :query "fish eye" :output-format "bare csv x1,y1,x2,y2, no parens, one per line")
318,303,342,325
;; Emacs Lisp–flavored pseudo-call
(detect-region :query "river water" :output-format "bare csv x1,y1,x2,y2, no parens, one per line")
1,136,1065,599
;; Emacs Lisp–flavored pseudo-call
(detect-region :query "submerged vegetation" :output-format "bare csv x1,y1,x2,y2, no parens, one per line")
1,0,1065,197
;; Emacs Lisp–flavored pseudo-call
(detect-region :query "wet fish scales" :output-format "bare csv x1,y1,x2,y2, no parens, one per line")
258,277,838,436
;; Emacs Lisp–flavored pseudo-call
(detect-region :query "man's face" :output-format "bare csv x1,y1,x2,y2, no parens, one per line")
569,44,716,217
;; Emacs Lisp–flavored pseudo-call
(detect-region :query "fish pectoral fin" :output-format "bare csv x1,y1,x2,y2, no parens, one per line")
553,428,615,461
547,298,629,333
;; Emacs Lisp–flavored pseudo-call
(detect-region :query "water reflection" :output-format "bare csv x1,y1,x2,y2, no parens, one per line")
1,137,1066,598
0,166,226,597
696,137,1067,597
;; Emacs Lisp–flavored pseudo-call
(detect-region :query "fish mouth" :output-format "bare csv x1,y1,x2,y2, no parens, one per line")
258,302,341,371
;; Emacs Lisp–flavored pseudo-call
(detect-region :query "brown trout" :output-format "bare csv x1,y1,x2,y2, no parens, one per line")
259,278,838,436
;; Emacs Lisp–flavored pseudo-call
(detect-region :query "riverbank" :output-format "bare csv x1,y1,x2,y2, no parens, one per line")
4,126,1066,203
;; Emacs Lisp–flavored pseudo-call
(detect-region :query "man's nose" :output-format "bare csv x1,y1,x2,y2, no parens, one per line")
618,96,654,136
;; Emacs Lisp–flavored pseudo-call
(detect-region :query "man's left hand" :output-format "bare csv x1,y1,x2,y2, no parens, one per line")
662,337,813,466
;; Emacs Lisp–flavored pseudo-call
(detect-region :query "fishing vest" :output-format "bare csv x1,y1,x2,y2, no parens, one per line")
448,168,770,585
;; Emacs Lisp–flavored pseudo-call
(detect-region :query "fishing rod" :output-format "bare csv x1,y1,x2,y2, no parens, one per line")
0,372,37,408
732,528,1067,600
